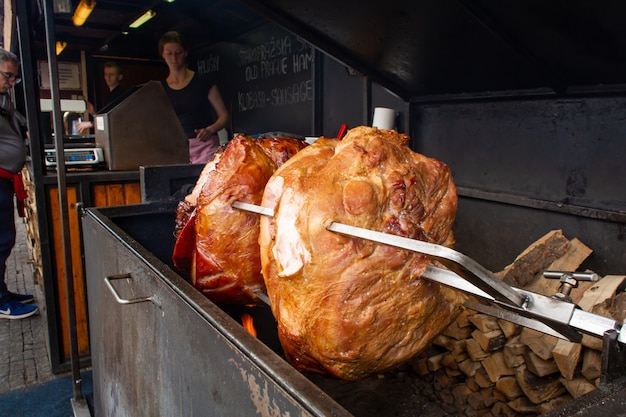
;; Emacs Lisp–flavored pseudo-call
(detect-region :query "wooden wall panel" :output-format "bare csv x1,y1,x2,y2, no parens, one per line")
92,182,141,207
48,180,141,360
48,186,89,358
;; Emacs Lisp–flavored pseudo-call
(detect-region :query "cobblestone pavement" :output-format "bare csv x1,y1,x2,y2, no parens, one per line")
0,212,56,394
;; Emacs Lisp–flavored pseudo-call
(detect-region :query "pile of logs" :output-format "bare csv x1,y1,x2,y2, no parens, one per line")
21,167,44,287
409,230,626,416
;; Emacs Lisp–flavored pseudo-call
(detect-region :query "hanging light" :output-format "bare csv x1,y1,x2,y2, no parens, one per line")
129,10,156,29
56,41,67,55
72,0,96,26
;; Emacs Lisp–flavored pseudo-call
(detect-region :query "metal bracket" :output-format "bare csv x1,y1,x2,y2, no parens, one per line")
544,270,598,303
232,201,626,346
601,328,626,384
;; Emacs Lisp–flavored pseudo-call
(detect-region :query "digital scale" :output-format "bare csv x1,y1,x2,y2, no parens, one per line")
44,147,105,168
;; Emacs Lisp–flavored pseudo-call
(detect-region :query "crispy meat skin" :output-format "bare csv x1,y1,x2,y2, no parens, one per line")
173,134,306,304
259,126,464,380
174,151,223,237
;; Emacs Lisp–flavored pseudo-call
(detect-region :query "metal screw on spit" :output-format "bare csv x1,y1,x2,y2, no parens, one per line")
543,270,599,303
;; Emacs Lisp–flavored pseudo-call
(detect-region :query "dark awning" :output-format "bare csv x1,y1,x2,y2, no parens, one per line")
239,0,626,100
31,0,626,101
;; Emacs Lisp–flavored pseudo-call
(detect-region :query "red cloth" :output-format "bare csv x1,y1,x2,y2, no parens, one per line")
0,168,26,217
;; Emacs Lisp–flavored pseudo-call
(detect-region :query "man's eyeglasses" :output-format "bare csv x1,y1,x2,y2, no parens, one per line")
0,71,21,84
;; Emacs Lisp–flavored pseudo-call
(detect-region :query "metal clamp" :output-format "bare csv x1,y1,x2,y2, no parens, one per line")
104,274,154,305
543,270,599,303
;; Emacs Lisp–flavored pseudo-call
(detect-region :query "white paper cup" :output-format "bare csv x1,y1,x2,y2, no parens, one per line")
372,107,397,130
305,137,319,144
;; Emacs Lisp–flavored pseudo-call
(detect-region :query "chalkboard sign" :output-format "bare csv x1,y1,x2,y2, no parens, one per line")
193,24,315,136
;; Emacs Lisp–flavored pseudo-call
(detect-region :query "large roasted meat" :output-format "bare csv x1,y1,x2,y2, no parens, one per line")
172,134,306,304
259,126,465,380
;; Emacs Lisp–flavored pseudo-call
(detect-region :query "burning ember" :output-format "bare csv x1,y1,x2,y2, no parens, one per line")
241,313,257,337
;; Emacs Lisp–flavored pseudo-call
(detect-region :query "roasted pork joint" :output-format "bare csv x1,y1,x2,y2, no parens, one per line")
172,134,306,304
259,126,465,380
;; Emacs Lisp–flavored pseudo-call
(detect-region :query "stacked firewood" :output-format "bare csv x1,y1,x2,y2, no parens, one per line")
408,230,626,416
21,167,44,287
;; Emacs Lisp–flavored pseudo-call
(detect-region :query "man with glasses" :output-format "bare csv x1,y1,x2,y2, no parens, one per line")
0,48,37,319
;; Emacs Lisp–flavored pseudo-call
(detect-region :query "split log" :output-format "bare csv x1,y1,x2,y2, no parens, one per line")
523,350,559,377
464,405,492,417
515,364,567,404
494,376,524,400
472,329,507,352
432,334,455,349
445,366,463,377
490,401,517,417
519,328,558,360
495,230,570,287
458,358,483,377
468,314,500,332
466,338,490,361
481,351,515,383
481,387,500,407
441,352,459,370
524,238,593,299
497,319,519,339
581,349,602,380
444,320,475,340
450,340,469,363
456,308,476,328
467,391,487,410
578,275,626,312
427,353,446,372
492,387,508,403
560,377,596,399
466,375,480,392
434,368,464,389
507,396,538,414
452,384,473,408
503,335,527,368
475,367,494,388
552,339,582,380
430,338,466,361
503,352,525,368
581,333,603,351
535,394,574,414
438,388,455,405
592,290,626,323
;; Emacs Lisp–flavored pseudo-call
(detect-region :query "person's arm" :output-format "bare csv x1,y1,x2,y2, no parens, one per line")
85,101,95,116
77,100,95,133
194,85,229,142
77,120,93,133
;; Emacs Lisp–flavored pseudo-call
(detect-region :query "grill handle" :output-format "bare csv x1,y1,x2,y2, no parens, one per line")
104,274,154,305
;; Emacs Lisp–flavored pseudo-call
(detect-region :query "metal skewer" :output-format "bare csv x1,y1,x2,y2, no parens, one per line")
232,201,625,345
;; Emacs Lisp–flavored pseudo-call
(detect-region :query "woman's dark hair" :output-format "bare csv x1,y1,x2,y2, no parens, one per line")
159,31,188,55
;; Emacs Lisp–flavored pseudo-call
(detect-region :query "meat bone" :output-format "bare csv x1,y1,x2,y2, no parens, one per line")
232,201,626,345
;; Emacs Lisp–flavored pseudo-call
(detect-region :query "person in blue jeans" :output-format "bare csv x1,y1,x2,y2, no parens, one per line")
0,48,37,319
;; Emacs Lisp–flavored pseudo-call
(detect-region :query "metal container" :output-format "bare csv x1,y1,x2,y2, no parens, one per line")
82,202,355,416
94,81,189,170
82,201,626,416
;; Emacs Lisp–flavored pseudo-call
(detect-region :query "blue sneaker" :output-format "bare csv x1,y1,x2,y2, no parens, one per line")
0,300,38,319
9,292,34,303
